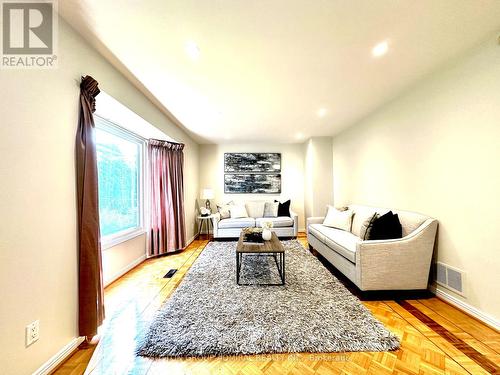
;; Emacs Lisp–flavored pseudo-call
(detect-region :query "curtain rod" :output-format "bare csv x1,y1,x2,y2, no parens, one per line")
149,138,184,146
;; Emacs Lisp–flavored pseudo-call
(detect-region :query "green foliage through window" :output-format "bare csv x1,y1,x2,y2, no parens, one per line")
95,123,141,237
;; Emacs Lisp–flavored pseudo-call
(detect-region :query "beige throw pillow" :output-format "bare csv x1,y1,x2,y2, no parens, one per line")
245,201,266,218
217,201,234,219
229,204,248,219
323,206,353,231
359,212,379,240
263,202,279,217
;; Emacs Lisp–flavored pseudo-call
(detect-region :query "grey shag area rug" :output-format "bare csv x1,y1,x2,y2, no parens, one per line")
138,240,400,358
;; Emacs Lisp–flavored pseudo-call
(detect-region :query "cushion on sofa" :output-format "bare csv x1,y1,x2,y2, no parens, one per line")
359,212,379,240
229,204,248,219
256,216,293,228
245,201,266,218
309,224,359,263
217,201,234,219
368,211,402,240
218,217,256,229
275,199,291,217
350,206,383,237
263,201,279,217
362,213,379,240
323,206,353,231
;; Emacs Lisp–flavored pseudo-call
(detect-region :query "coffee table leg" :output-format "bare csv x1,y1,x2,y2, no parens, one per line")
282,252,285,285
273,252,280,271
236,253,240,284
274,252,285,285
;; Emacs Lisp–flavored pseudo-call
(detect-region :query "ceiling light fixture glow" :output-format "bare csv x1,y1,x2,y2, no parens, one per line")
295,132,304,140
317,108,327,117
372,40,389,58
185,41,200,61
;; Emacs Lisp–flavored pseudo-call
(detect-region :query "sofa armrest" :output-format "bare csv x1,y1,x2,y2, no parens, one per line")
307,217,325,226
289,210,299,237
211,213,221,234
355,219,438,290
306,217,325,235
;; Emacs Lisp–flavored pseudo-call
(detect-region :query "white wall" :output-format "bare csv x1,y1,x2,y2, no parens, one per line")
0,18,199,375
199,143,305,229
102,234,146,287
331,35,500,321
304,137,333,218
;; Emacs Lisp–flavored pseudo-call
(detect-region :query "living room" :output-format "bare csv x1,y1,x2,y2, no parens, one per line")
1,1,499,374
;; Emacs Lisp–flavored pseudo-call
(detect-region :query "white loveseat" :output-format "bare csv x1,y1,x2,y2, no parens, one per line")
307,204,438,291
212,201,299,239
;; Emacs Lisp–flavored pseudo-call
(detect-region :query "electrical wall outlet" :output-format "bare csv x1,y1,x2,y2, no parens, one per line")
26,320,40,347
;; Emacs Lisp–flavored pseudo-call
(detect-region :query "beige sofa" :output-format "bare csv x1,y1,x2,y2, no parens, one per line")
307,204,438,291
212,201,298,239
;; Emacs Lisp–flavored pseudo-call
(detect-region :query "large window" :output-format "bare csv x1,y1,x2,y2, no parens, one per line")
95,117,145,248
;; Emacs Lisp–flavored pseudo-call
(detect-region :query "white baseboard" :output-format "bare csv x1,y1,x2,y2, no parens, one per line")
430,285,500,331
104,254,146,287
33,336,84,375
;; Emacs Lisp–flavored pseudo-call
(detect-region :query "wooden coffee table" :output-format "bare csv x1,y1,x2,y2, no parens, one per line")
236,232,285,285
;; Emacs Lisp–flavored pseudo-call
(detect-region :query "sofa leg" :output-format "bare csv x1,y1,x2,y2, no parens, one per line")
309,245,318,256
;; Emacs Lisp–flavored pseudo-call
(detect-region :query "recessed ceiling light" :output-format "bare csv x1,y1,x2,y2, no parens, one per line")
185,41,200,61
295,132,304,140
317,108,327,117
372,40,389,58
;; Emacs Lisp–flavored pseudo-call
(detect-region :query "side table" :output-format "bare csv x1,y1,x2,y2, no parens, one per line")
197,215,214,240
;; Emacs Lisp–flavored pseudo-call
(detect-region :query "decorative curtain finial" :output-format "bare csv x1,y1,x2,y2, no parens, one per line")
80,75,100,113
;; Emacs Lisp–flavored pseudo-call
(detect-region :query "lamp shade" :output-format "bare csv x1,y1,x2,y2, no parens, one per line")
202,188,214,199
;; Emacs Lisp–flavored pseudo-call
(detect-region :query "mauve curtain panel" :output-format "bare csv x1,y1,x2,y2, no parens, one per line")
76,75,105,339
149,139,186,256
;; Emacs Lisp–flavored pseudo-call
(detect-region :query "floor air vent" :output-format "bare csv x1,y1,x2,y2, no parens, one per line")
435,262,465,296
163,269,178,278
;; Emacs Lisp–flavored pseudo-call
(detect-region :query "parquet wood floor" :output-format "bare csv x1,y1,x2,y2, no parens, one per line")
53,234,499,375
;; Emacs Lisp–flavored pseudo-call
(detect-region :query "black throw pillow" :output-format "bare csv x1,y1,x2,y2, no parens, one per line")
274,199,291,217
368,211,402,240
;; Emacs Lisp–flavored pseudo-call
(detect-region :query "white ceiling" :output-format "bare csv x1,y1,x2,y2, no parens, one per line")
59,0,500,144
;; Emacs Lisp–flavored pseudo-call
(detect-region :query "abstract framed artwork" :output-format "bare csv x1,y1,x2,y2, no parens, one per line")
224,153,281,173
224,174,281,194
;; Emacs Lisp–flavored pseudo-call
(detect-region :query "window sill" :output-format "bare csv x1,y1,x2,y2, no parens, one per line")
101,228,146,250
